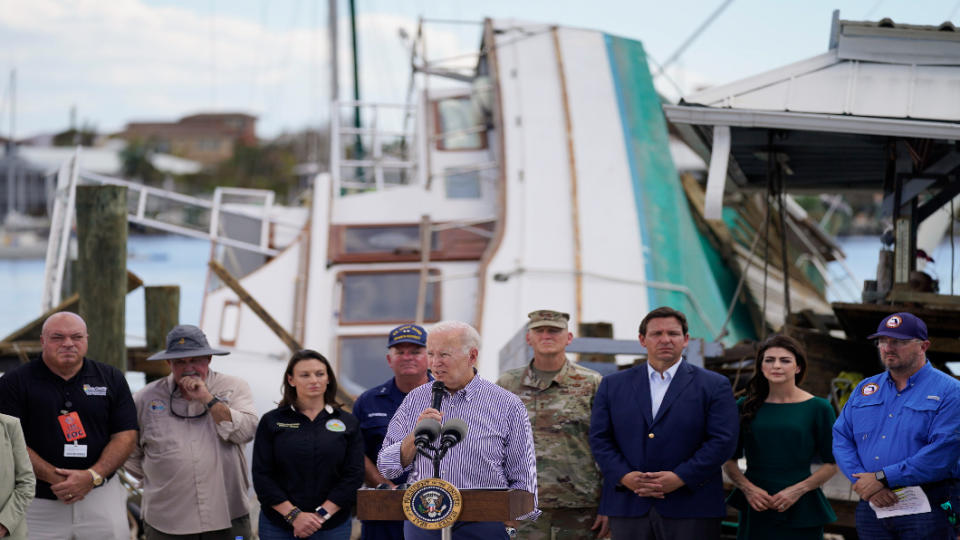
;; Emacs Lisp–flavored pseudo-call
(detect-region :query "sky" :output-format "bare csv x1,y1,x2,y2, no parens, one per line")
1,0,958,140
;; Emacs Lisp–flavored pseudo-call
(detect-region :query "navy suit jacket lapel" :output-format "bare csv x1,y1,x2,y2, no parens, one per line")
652,360,693,425
634,364,654,427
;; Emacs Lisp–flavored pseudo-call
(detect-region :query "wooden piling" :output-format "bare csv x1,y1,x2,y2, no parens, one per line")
76,185,127,371
145,285,180,352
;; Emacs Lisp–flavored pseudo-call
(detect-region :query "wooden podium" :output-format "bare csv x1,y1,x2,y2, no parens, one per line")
357,487,534,522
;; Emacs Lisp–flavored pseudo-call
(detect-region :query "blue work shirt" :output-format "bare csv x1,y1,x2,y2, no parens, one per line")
833,361,960,487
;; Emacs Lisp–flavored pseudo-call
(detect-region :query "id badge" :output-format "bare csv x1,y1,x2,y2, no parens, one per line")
64,443,88,458
58,411,87,442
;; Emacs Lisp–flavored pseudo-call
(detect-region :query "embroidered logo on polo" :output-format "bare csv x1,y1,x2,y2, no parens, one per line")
885,316,903,328
325,419,346,432
148,399,166,413
277,422,300,429
367,412,388,418
403,478,463,530
861,383,879,396
82,384,107,396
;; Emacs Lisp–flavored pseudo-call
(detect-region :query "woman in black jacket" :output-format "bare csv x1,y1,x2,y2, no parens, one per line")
253,350,363,540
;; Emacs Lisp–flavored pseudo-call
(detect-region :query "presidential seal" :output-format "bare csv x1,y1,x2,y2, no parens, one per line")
402,478,463,530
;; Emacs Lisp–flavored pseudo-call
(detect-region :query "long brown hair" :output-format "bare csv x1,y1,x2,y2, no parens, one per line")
741,335,807,426
278,349,340,409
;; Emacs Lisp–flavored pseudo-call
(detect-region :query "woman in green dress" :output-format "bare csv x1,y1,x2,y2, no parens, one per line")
723,335,838,540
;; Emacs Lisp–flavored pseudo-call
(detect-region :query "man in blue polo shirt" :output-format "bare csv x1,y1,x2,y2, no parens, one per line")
834,312,960,539
353,324,431,540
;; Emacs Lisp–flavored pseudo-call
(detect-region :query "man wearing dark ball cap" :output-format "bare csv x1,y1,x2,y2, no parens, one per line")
125,325,258,540
352,324,432,540
834,312,960,539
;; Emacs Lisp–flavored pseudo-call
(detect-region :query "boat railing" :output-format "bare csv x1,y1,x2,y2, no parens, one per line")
331,100,423,194
41,149,304,311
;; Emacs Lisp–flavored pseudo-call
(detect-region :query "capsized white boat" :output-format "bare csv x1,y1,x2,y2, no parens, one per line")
198,18,763,396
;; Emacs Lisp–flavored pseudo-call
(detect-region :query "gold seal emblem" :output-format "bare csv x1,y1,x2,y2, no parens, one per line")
402,478,462,530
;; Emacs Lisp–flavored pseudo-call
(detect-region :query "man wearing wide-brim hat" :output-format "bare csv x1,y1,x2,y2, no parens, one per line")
124,325,258,540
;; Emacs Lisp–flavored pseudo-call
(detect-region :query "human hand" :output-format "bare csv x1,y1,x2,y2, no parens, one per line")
292,511,325,538
642,471,684,494
417,407,443,424
620,471,662,497
178,376,213,403
852,472,885,501
591,514,610,538
770,484,806,512
51,468,95,504
868,488,899,508
743,485,774,512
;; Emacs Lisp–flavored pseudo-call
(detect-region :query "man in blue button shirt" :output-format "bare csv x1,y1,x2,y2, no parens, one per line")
833,311,960,539
353,324,431,540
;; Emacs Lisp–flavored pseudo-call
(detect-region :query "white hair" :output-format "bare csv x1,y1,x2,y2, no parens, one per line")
429,321,481,355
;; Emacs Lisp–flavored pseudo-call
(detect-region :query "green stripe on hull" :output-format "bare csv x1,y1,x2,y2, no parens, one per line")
605,34,754,343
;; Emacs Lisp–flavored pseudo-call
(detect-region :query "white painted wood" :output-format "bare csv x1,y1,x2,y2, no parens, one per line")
705,126,730,220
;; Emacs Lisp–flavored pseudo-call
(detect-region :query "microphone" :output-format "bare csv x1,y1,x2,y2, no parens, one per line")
413,418,440,449
431,381,446,411
438,419,468,453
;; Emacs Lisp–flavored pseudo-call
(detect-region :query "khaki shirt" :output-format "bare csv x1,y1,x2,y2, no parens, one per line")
497,360,602,508
0,413,34,540
125,371,257,534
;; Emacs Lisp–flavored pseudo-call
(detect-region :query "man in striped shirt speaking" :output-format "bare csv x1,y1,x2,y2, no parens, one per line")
378,321,540,539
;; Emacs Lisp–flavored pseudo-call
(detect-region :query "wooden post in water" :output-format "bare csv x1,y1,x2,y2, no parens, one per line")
145,286,180,351
76,185,127,371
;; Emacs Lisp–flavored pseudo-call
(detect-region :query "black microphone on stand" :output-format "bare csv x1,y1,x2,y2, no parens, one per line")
413,418,441,450
431,380,446,411
437,419,468,459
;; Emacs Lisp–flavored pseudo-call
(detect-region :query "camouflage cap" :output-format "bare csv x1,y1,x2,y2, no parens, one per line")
527,310,570,330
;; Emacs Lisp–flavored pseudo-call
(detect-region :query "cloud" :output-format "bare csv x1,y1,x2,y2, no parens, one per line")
0,0,474,139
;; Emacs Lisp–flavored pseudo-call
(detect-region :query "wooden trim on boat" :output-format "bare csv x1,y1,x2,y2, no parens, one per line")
473,18,509,334
552,27,584,328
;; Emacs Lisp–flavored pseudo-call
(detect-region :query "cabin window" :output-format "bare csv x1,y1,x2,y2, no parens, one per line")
434,96,487,151
339,270,440,324
444,169,482,199
338,335,394,395
343,225,435,255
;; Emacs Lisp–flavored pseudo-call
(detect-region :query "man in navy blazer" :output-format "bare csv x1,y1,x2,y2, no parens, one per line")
589,306,738,539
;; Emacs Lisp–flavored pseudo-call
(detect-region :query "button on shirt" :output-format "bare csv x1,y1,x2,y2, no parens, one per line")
833,361,960,488
649,359,682,418
377,375,540,517
124,371,258,535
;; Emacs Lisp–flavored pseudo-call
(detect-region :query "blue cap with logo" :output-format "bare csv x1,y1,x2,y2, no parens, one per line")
867,312,928,341
387,324,427,348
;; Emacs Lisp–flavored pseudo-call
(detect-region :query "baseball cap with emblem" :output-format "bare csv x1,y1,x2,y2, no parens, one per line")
527,310,570,330
147,324,230,361
387,324,427,348
867,312,928,341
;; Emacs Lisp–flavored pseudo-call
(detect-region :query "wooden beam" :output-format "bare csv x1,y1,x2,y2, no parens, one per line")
207,260,356,407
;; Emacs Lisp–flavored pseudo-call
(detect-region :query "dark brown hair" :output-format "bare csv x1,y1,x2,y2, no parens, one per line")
638,306,689,336
278,349,340,408
741,334,807,426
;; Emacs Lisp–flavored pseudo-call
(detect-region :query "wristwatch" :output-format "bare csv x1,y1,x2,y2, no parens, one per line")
316,506,329,523
205,396,222,409
875,470,890,488
88,468,104,487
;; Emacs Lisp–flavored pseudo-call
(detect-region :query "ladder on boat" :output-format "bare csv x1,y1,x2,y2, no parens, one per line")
40,150,295,312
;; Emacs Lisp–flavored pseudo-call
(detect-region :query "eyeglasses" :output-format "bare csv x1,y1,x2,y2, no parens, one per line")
875,338,921,349
169,388,207,419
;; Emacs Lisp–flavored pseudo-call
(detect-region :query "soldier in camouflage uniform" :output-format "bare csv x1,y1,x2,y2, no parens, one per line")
497,310,608,539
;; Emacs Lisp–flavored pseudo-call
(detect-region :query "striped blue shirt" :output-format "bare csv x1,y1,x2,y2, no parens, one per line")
378,375,540,517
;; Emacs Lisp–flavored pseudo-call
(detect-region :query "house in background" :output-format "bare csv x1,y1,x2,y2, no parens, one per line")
123,112,257,166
